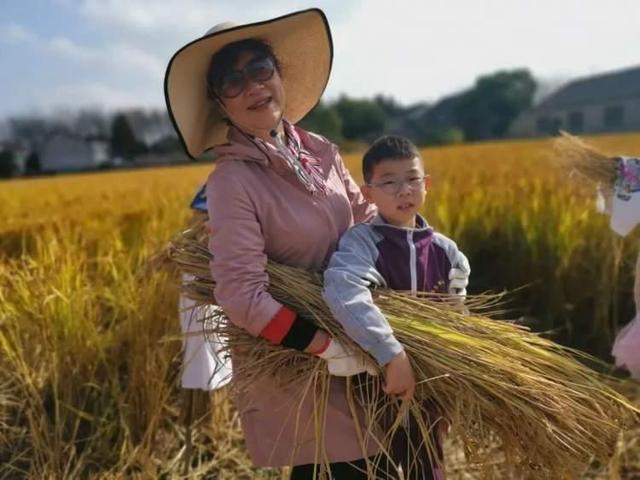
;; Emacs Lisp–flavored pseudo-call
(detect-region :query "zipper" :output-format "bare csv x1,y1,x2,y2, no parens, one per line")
407,230,417,294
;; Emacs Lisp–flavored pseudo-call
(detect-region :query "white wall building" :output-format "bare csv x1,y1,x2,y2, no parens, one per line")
39,133,109,172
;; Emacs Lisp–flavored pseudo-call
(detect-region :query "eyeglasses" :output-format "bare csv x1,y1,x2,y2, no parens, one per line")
214,56,276,99
367,176,427,195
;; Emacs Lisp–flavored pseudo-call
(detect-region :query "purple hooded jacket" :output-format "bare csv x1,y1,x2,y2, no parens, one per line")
323,214,470,365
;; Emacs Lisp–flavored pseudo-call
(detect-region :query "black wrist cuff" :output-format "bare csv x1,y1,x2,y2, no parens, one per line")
281,317,318,351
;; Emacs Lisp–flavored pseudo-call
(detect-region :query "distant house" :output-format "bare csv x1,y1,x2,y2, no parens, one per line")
510,65,640,137
39,133,109,172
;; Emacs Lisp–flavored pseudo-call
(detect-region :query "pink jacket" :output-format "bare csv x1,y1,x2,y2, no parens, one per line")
205,126,378,467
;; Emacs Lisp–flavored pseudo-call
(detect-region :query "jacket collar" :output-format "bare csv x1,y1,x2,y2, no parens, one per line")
213,125,290,175
370,213,431,232
212,121,335,178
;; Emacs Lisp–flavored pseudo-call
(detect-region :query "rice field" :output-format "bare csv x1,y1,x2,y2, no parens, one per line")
1,132,640,478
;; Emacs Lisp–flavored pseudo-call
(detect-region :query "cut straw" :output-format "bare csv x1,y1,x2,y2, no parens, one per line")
167,215,639,479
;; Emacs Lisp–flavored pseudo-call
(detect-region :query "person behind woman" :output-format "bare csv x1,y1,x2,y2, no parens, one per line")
165,9,391,479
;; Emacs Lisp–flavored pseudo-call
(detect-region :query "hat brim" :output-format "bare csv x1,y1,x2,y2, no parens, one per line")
164,8,333,159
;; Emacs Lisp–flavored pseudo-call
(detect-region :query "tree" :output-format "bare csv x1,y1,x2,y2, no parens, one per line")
334,95,386,142
110,113,146,159
298,101,343,142
454,69,536,141
420,127,465,146
25,151,40,175
373,94,404,117
74,109,109,138
0,150,17,178
9,117,49,147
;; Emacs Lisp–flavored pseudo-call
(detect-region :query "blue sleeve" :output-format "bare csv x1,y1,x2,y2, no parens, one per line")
322,226,404,365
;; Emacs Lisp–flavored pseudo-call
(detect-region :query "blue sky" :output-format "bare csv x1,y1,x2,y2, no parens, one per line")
1,0,640,120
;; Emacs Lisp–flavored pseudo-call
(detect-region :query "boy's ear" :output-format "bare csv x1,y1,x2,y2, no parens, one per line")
424,174,432,190
361,184,373,202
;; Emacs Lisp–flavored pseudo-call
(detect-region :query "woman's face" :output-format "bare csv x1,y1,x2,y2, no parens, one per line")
217,50,285,134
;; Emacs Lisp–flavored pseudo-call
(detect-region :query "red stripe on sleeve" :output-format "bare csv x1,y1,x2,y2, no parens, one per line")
259,306,296,344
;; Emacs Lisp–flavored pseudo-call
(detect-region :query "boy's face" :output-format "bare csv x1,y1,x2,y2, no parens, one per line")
362,156,430,228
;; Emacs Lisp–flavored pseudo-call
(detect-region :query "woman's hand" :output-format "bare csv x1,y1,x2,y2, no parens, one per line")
308,332,378,377
383,350,415,401
304,329,332,354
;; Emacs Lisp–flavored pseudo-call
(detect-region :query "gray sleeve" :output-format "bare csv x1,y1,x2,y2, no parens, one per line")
432,233,471,278
322,226,404,365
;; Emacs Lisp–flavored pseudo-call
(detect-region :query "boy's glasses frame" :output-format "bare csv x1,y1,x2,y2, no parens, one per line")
214,56,276,99
367,176,427,195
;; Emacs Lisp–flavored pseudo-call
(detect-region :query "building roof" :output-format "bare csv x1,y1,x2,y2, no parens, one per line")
537,65,640,111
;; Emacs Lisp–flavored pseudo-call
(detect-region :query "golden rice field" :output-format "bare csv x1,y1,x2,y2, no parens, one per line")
2,132,640,478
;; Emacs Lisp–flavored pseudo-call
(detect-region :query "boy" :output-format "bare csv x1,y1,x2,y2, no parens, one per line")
322,135,470,479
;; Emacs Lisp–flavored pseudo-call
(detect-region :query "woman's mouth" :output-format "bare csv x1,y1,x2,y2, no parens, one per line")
248,97,272,111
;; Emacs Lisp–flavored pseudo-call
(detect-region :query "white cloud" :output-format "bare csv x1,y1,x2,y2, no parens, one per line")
104,44,165,80
4,27,165,82
36,82,161,113
325,0,640,104
47,37,95,62
0,23,36,44
73,0,348,59
3,0,640,117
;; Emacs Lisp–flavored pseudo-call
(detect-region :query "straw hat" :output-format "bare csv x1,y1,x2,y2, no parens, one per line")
164,8,333,159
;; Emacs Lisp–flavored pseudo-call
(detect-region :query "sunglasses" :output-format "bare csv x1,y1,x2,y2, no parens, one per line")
214,56,276,99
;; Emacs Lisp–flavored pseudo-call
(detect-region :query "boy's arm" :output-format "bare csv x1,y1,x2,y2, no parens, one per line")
433,233,471,295
322,226,404,366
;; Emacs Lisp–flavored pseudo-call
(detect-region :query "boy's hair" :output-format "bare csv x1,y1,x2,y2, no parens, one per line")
362,135,421,183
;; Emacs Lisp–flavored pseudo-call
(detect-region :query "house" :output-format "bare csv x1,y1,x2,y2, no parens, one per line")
38,133,109,172
510,65,640,137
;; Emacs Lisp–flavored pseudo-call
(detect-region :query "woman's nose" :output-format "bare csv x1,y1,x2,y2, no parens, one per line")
245,79,266,96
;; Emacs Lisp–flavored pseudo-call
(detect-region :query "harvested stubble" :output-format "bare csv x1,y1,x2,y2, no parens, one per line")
168,216,639,479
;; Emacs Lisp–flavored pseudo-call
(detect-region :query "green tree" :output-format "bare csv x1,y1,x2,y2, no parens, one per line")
25,151,40,174
420,127,465,146
110,114,146,159
334,95,386,142
454,69,536,141
0,150,17,178
298,101,343,142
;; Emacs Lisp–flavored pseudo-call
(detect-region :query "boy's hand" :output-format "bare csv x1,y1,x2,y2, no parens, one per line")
383,350,415,401
448,267,469,296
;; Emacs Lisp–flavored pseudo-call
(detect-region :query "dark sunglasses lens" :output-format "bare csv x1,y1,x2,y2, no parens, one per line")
220,71,245,98
248,58,275,82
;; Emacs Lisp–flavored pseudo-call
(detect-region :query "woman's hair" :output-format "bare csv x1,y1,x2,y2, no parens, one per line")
206,38,281,102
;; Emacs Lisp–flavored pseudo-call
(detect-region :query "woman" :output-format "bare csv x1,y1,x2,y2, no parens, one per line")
165,9,386,479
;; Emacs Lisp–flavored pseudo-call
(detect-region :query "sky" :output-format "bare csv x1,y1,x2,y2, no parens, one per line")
1,0,640,120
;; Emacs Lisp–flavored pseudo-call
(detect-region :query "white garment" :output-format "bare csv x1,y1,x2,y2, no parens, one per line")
612,313,640,379
179,275,232,390
602,157,640,237
610,192,640,237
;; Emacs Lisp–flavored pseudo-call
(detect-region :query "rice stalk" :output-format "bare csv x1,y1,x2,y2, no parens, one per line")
167,217,639,479
553,131,618,194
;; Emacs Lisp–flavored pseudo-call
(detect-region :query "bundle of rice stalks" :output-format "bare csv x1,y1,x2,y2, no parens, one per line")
167,217,638,479
553,131,618,195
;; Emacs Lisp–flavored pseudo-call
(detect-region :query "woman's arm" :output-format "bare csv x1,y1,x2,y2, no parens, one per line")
206,165,323,352
334,150,377,223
